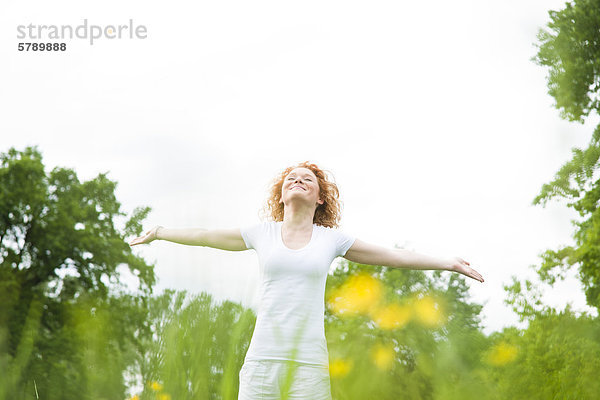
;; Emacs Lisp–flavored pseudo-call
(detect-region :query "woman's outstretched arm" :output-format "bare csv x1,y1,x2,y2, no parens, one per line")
343,239,484,283
128,225,248,251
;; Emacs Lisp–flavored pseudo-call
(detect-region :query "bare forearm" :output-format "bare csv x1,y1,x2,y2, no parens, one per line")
156,227,207,246
343,239,482,282
390,248,450,271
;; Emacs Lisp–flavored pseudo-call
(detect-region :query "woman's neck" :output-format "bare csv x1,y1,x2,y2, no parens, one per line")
282,205,315,230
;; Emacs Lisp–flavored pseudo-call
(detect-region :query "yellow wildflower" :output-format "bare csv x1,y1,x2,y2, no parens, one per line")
327,273,383,316
371,302,412,330
371,343,395,371
486,341,518,366
329,358,354,378
413,294,446,328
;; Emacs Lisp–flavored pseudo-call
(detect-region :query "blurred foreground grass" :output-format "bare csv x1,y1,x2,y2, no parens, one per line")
2,269,599,400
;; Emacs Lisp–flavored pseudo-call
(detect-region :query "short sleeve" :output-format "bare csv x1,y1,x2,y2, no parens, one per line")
335,229,356,257
240,221,268,250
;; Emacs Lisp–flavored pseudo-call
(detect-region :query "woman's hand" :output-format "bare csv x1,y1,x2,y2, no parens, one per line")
448,257,484,283
129,226,162,246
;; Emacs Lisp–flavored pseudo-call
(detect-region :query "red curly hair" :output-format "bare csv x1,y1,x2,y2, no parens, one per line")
259,161,344,228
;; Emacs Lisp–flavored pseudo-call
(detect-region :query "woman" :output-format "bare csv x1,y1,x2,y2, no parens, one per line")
129,161,484,400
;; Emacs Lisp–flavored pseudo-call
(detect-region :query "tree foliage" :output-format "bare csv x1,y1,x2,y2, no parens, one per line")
324,258,488,400
0,145,156,399
531,0,600,312
135,290,255,400
533,0,600,123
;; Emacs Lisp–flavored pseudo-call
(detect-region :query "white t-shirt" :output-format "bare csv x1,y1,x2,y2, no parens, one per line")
240,219,356,367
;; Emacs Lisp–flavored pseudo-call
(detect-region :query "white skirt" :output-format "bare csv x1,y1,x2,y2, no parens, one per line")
238,360,333,400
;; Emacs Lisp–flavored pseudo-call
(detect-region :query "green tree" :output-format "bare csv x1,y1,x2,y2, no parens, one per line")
470,4,600,398
531,0,600,311
0,145,156,399
324,257,490,400
533,0,600,123
136,290,255,400
480,306,600,400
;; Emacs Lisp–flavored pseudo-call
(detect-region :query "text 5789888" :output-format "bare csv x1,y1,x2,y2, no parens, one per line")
18,42,66,51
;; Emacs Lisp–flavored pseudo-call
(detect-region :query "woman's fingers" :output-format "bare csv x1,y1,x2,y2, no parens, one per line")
454,258,484,283
469,267,484,282
456,257,483,282
128,229,157,246
129,234,146,246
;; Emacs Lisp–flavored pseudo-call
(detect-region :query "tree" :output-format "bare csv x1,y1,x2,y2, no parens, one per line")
481,307,600,400
533,0,600,123
324,256,489,400
0,145,156,399
134,290,255,400
531,0,600,312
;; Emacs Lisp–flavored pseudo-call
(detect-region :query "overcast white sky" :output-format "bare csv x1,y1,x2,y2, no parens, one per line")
2,0,598,336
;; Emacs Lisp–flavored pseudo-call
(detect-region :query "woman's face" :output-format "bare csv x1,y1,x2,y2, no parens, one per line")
280,167,323,209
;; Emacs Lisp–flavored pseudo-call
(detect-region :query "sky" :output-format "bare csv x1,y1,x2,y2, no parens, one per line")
1,0,598,336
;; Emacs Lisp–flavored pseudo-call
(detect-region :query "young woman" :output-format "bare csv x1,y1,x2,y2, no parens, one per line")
129,161,484,400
